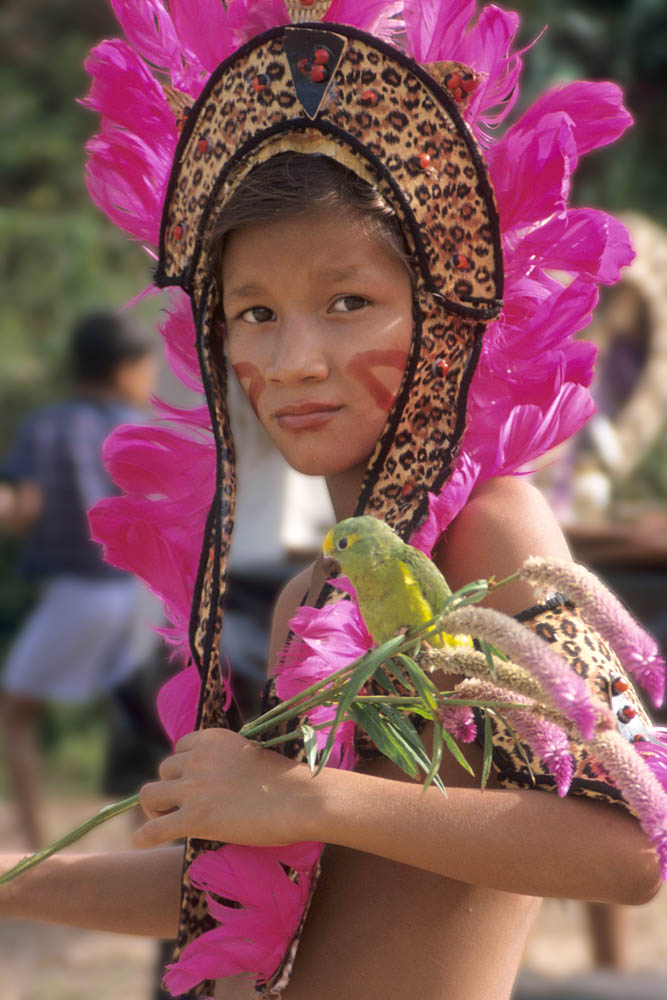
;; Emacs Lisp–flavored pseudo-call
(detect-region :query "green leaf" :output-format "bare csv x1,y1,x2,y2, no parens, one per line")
481,710,494,789
401,704,433,719
300,724,319,772
448,579,490,606
372,665,397,695
394,653,439,712
423,718,444,791
314,641,404,775
379,705,446,794
440,725,475,777
384,655,417,694
347,703,419,778
477,638,498,678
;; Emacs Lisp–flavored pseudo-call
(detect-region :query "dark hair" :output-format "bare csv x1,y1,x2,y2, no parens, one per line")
69,312,153,383
207,153,413,286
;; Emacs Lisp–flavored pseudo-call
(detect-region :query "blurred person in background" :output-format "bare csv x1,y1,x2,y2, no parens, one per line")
0,311,158,850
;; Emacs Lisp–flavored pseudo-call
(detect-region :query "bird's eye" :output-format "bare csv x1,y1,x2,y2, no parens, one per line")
336,537,349,551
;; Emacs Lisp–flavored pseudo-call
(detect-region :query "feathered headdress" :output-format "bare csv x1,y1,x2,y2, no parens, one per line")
83,1,637,995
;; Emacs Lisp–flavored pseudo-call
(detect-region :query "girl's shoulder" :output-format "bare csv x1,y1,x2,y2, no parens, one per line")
434,476,571,614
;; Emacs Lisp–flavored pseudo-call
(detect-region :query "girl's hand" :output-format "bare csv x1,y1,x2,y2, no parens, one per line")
133,729,317,850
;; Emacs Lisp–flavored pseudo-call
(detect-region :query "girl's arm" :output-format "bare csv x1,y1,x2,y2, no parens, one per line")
0,846,183,937
134,725,660,905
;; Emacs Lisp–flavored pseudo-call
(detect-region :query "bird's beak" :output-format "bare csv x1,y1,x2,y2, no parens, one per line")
322,528,335,556
322,555,341,577
322,529,340,576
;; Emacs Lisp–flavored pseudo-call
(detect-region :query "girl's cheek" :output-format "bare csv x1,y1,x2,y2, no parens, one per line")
345,349,409,414
232,361,266,414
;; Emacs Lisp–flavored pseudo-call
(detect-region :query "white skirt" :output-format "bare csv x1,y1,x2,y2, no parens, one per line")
2,575,158,703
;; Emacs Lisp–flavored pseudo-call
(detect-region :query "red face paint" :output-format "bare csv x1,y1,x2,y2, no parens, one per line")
345,349,409,413
232,361,266,413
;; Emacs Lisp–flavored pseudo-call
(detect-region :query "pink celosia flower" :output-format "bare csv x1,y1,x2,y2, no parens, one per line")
437,704,477,743
459,678,574,796
593,731,667,880
634,730,667,792
520,557,666,708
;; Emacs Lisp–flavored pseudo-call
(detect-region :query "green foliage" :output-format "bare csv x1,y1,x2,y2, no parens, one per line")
0,0,148,443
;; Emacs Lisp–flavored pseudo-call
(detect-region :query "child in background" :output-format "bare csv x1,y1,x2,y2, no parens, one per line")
0,312,157,850
0,4,664,1000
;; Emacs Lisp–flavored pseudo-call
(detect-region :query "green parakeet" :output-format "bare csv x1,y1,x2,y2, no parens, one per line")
323,515,467,648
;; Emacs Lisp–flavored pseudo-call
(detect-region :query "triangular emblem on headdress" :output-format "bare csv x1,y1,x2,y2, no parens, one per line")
284,28,347,120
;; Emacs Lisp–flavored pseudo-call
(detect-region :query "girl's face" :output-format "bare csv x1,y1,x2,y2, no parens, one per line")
222,207,413,486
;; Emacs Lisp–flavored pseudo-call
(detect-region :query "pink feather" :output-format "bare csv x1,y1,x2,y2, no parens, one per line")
516,209,635,285
110,0,205,95
159,294,203,393
325,1,404,38
82,40,178,145
85,128,170,244
169,0,242,73
403,0,477,63
157,665,202,746
517,81,633,161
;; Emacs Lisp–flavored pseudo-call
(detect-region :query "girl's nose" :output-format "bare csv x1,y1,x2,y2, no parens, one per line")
267,317,328,384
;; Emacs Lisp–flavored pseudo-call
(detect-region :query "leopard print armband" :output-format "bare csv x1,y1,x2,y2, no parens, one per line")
489,595,653,812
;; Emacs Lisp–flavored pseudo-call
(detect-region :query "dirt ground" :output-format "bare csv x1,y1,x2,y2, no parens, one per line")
1,795,666,1000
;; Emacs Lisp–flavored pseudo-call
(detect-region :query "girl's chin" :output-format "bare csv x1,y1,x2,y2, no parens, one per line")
278,447,372,481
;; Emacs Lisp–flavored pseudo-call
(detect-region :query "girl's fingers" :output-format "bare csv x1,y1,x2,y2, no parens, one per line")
174,731,200,753
133,810,187,849
139,779,183,819
158,752,187,781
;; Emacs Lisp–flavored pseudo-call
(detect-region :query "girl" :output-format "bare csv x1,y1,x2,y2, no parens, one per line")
1,3,664,999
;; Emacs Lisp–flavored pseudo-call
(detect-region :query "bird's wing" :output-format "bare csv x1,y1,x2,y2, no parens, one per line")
400,544,451,618
387,560,435,642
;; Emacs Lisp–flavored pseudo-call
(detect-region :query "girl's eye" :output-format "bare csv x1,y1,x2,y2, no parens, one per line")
240,306,275,324
330,295,369,313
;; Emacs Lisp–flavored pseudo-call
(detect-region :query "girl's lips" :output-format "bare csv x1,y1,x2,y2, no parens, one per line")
274,403,342,431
